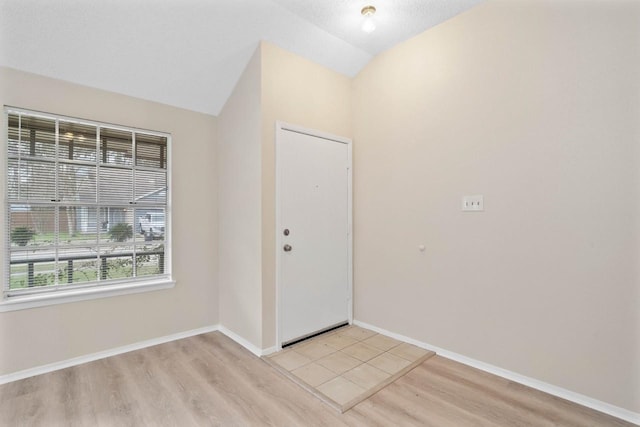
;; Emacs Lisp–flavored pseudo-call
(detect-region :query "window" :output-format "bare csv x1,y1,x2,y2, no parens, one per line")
4,108,170,302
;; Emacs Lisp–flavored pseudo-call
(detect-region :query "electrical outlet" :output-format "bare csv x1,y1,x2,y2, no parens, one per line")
462,195,484,211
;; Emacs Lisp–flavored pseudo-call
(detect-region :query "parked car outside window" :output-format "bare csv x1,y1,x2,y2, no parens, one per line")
139,212,165,238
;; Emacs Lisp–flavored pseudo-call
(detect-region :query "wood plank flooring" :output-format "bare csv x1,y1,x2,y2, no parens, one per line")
0,331,634,426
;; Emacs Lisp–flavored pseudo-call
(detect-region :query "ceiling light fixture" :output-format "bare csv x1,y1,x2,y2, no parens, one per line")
361,5,376,33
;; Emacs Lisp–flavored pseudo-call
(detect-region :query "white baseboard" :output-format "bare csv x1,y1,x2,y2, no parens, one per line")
0,323,276,387
0,324,219,385
353,320,640,426
217,326,264,357
261,346,279,356
215,327,279,357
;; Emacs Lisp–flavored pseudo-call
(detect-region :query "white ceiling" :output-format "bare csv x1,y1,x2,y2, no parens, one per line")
0,0,483,116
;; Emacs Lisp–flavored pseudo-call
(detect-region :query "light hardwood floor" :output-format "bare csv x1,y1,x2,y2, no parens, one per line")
0,331,634,426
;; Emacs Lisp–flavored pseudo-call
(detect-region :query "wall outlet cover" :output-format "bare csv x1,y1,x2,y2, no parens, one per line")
462,195,484,211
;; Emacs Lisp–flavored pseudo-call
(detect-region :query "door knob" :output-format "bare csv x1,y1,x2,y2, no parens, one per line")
283,244,292,252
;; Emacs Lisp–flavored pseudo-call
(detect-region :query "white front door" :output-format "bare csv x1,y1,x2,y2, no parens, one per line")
277,123,352,346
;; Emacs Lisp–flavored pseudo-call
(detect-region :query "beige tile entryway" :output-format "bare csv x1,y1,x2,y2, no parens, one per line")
264,325,435,412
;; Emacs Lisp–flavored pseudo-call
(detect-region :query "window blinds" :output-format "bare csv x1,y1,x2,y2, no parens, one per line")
5,108,170,296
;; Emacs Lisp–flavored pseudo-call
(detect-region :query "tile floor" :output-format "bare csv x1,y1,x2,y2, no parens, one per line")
264,325,436,412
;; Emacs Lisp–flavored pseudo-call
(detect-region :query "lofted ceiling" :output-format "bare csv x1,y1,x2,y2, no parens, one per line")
0,0,483,116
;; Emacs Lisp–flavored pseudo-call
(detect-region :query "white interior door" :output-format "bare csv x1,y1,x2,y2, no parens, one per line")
277,123,351,346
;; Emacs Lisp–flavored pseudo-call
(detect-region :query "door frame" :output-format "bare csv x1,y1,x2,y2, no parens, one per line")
275,121,353,350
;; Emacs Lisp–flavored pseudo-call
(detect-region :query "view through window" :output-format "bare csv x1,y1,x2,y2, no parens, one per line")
5,108,170,297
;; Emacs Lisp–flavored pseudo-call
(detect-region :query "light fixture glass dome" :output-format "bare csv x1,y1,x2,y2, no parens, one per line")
361,5,376,33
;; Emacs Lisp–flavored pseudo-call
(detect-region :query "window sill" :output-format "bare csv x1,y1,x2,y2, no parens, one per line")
0,279,175,313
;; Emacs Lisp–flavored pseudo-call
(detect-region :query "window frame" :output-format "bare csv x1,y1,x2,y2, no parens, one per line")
0,107,174,312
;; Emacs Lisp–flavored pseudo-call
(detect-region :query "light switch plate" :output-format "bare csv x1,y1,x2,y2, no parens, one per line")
462,195,484,211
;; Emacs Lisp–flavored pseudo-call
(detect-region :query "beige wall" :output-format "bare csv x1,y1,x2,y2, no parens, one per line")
0,67,219,375
352,0,640,412
3,0,637,414
215,41,352,350
260,41,352,348
218,48,263,348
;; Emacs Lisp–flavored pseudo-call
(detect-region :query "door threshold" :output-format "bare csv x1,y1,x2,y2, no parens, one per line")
282,322,349,349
